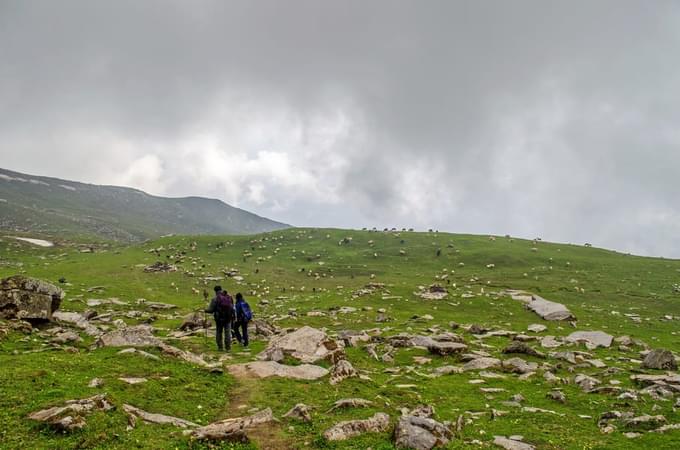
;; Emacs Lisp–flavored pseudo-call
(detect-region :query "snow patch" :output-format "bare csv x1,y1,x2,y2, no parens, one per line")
29,179,49,186
0,198,6,203
9,237,54,247
59,184,77,191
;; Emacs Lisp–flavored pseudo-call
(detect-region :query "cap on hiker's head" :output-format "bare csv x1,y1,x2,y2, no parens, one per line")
214,285,222,293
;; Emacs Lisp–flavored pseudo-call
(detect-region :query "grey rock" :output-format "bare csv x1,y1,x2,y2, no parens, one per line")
565,331,613,349
323,412,390,441
0,275,64,321
394,408,452,450
283,403,312,422
641,349,677,370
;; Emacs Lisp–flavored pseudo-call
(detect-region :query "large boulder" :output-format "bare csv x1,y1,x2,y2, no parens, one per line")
28,394,114,432
323,412,390,441
507,291,574,321
96,325,162,347
0,275,64,321
227,361,329,380
188,408,274,441
565,331,613,349
258,326,343,363
642,349,678,370
394,407,452,450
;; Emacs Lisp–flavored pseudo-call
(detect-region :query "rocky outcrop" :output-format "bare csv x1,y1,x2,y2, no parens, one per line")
394,407,452,450
462,357,502,371
179,312,210,331
123,404,198,429
96,325,162,347
414,284,448,300
283,404,312,422
427,342,467,356
28,394,114,432
258,326,343,363
565,331,613,349
327,398,373,412
188,408,275,441
323,412,390,441
227,361,329,380
330,359,357,385
493,436,536,450
641,349,677,370
0,275,64,321
507,291,574,321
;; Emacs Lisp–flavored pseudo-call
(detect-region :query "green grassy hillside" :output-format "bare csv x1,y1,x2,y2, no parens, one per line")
1,229,679,449
0,167,289,242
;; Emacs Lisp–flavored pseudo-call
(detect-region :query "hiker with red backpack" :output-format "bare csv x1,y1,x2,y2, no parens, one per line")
205,285,235,351
233,292,252,347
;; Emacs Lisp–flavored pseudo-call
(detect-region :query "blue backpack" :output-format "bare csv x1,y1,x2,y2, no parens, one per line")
238,301,253,321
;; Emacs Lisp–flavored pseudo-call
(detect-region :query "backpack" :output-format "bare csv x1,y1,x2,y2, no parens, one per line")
238,301,253,321
215,293,234,321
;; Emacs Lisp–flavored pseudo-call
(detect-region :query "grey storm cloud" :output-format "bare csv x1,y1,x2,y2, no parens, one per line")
1,0,679,256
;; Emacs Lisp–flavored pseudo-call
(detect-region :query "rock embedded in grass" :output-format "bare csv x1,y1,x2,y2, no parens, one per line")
641,348,677,370
323,412,390,441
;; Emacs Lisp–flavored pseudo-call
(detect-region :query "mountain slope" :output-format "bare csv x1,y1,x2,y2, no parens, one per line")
0,167,289,241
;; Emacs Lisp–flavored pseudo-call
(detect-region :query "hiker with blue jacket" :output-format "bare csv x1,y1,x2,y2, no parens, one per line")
233,292,252,347
205,285,235,351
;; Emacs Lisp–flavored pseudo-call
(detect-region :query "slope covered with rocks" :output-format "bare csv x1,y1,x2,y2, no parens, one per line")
0,229,679,449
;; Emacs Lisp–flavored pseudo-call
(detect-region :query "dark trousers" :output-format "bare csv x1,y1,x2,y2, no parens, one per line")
233,320,249,346
215,319,231,350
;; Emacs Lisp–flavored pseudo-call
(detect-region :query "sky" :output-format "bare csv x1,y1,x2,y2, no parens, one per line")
1,1,680,257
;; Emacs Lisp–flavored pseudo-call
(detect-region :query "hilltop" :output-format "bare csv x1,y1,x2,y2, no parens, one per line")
0,167,289,242
0,229,679,449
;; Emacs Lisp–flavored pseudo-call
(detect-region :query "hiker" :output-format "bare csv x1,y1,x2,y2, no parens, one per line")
233,292,252,347
205,285,234,351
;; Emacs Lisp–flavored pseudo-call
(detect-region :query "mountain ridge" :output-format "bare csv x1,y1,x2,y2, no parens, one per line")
0,167,290,241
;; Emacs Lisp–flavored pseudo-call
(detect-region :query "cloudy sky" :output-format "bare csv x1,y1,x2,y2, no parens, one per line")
1,1,679,257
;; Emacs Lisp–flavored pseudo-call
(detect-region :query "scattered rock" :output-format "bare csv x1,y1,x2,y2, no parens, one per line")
28,394,114,432
565,331,613,349
143,262,177,273
623,415,667,430
118,377,148,385
96,325,161,347
503,341,544,358
415,284,448,300
546,390,566,403
188,408,275,441
117,348,160,360
502,358,538,374
527,324,547,333
88,378,103,388
50,331,81,344
463,357,502,372
179,312,210,331
228,361,329,380
394,407,452,450
158,343,209,367
0,275,64,321
283,403,312,422
574,374,601,392
330,359,357,385
507,291,574,321
641,349,677,370
327,398,373,412
258,326,343,363
323,412,390,441
427,341,467,356
540,336,562,349
52,311,101,337
123,403,198,429
493,436,535,450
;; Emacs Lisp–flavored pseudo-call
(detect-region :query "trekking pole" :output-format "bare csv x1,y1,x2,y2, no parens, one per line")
202,289,209,344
